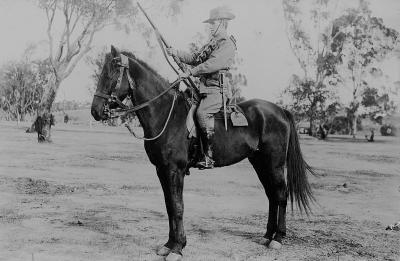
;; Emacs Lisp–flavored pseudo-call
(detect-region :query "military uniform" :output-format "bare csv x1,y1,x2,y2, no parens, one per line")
176,33,236,133
170,6,236,169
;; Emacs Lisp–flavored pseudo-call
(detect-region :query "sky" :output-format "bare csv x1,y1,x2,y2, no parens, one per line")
0,0,399,103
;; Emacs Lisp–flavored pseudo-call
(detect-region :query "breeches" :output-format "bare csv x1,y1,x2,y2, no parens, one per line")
196,92,225,133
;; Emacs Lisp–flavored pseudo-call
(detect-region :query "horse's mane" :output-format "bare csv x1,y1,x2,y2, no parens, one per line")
120,50,170,87
111,49,195,111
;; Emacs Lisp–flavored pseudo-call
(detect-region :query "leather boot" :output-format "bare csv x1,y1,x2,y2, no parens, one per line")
196,132,215,169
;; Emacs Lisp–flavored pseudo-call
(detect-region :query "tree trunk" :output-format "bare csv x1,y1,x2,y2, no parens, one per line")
309,117,315,136
29,74,60,142
16,110,20,126
308,104,317,136
351,114,357,138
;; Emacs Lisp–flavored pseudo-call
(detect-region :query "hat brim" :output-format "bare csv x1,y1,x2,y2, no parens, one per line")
203,14,235,23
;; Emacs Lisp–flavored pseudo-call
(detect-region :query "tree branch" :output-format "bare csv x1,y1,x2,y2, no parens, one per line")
62,28,96,79
45,0,57,62
63,1,72,56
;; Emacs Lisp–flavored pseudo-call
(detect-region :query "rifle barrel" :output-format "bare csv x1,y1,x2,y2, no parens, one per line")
137,2,170,47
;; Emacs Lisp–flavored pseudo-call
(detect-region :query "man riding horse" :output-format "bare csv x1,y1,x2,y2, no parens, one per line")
166,6,236,169
91,5,316,259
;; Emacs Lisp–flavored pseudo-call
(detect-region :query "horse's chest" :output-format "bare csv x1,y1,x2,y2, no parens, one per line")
144,144,161,165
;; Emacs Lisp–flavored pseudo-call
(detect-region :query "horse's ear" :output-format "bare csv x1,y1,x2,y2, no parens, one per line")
111,45,120,57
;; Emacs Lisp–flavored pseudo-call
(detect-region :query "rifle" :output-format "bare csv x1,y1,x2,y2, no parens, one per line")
137,2,198,91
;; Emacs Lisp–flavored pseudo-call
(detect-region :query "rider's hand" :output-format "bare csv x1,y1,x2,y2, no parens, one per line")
166,47,177,57
179,83,188,92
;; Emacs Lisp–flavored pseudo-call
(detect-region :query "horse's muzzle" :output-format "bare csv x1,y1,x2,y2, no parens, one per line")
91,104,107,121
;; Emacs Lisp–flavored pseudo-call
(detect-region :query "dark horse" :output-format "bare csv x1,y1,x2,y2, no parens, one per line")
91,46,315,261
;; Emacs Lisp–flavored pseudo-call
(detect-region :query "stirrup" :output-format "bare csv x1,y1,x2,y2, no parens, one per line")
196,156,214,170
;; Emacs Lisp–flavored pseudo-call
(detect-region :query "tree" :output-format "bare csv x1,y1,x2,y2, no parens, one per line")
226,56,247,103
283,74,337,135
34,0,185,141
360,86,396,124
33,0,138,141
85,46,107,96
282,0,343,135
333,0,398,137
0,58,50,122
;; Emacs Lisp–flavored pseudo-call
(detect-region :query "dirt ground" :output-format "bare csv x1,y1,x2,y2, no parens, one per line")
0,122,399,261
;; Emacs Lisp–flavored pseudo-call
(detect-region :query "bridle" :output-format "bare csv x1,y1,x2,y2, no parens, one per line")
94,53,183,141
94,54,135,113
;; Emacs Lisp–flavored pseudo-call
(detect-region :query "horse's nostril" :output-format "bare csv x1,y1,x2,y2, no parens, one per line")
91,108,97,118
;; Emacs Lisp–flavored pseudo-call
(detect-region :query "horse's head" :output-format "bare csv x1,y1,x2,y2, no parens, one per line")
91,45,133,121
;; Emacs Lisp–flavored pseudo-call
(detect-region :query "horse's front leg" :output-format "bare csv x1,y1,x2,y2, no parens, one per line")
156,166,186,260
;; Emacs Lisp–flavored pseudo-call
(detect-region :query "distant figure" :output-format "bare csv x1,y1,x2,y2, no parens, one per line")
365,129,374,142
64,113,69,124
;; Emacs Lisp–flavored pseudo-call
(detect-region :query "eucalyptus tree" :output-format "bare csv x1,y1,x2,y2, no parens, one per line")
282,0,342,135
333,0,398,136
34,0,182,141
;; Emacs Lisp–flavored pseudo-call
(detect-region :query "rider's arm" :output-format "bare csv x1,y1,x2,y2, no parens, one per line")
175,50,198,66
188,39,235,77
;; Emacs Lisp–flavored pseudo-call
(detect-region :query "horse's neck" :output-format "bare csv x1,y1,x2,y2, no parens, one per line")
129,63,181,139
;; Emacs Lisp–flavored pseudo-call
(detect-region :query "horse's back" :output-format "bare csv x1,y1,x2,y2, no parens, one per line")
213,99,290,167
237,99,289,129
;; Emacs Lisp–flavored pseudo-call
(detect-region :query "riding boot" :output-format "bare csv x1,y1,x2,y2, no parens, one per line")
196,132,215,169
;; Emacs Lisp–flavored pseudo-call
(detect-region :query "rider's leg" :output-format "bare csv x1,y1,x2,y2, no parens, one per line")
195,92,222,169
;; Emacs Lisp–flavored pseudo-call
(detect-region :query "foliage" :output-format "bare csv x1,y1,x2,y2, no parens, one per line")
333,0,399,134
283,73,342,138
52,100,90,111
360,86,396,123
327,116,351,135
282,0,399,137
225,56,247,103
85,46,107,95
38,0,136,82
282,0,343,134
29,0,184,140
0,58,51,121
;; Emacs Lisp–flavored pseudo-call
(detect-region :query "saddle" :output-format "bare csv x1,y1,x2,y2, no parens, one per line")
186,103,248,138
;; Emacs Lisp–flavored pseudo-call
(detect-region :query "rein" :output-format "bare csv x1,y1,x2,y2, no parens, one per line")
95,54,184,141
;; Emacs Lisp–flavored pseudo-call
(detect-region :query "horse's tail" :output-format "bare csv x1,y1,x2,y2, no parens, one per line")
283,109,316,214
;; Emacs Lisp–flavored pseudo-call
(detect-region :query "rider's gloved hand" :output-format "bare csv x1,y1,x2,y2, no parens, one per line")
177,71,191,92
166,47,177,56
179,83,188,92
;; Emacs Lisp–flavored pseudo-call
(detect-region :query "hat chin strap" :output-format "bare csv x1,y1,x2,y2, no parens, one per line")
212,20,223,37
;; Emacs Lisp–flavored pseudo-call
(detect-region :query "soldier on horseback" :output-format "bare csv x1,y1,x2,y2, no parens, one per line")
167,6,237,169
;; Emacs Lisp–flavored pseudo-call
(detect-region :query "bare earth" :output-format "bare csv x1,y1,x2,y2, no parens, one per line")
0,122,399,261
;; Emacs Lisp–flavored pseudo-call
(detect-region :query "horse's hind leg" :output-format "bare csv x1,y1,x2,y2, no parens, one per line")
249,153,277,244
249,152,287,249
270,165,287,247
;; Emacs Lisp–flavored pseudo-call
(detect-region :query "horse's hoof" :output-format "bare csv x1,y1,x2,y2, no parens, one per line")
165,252,183,261
156,245,171,256
259,237,271,246
268,240,282,250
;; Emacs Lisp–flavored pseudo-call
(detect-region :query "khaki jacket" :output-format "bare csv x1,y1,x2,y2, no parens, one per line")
177,33,236,94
